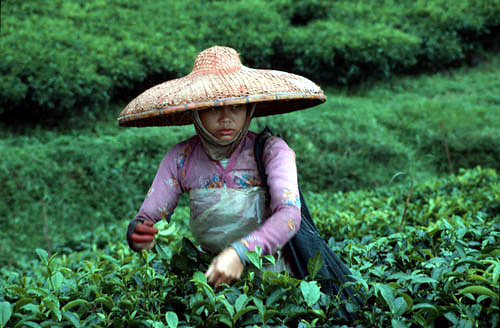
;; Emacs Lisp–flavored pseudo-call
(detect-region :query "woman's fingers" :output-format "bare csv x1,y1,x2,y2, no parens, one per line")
142,220,155,227
131,232,154,243
206,258,226,286
205,262,214,280
131,221,158,243
135,223,158,235
132,240,155,250
205,248,244,287
210,270,231,287
214,276,229,288
206,260,222,285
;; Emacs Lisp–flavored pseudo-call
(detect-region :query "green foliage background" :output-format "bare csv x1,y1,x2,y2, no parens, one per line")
0,168,498,327
1,0,499,327
1,0,499,119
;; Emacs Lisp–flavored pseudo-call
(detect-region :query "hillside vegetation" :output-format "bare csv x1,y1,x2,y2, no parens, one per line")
1,167,498,327
1,0,499,326
1,54,499,267
1,0,499,121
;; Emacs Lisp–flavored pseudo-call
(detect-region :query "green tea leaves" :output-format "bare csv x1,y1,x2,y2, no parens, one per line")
36,248,49,265
458,286,498,299
234,294,249,313
300,281,321,307
391,318,409,328
0,302,12,328
376,284,396,313
1,168,498,326
62,311,81,328
492,261,500,283
393,297,408,317
246,246,263,270
307,251,323,280
51,272,64,291
165,312,178,328
61,299,88,312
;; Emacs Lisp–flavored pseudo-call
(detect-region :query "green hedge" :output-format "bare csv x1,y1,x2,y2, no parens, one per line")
2,56,499,265
0,127,191,266
1,0,499,121
274,0,500,82
1,167,498,327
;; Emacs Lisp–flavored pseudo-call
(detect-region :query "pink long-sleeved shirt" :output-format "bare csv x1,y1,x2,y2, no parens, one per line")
135,131,301,256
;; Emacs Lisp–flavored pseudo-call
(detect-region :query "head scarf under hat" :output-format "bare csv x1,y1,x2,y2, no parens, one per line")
192,103,256,160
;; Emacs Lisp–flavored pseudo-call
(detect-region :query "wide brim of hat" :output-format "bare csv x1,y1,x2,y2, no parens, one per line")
118,67,326,127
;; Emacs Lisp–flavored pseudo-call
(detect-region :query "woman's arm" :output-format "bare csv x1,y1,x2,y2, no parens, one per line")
127,144,184,250
237,136,302,257
135,145,184,223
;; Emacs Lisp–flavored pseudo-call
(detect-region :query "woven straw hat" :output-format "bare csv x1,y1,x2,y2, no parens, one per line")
118,46,326,127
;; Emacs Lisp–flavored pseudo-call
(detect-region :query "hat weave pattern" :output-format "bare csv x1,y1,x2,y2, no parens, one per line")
118,46,326,126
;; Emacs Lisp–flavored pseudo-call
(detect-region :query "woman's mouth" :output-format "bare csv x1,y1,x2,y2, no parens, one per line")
217,129,234,136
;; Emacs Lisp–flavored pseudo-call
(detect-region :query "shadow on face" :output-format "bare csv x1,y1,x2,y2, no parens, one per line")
198,104,248,141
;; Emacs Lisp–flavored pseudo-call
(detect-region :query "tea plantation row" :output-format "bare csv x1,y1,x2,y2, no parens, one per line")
1,167,498,327
1,53,499,268
2,0,500,121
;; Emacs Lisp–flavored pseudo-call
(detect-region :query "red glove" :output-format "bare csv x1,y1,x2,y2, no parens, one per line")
126,219,158,251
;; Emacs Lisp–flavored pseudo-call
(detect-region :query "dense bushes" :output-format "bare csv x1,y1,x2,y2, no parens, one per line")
1,167,498,327
0,126,192,266
2,2,498,325
258,54,500,191
1,0,499,121
0,0,200,120
1,55,499,265
274,0,500,83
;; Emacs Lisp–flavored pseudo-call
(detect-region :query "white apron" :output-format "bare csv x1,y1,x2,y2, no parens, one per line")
189,187,287,272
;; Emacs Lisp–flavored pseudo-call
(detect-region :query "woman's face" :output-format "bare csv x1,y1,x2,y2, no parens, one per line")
199,104,248,141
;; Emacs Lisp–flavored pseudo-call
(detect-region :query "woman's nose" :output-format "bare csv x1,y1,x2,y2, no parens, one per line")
218,107,232,121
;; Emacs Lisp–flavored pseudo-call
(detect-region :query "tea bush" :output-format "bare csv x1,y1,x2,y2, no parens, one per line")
1,0,499,121
1,167,498,327
2,54,499,267
0,126,193,266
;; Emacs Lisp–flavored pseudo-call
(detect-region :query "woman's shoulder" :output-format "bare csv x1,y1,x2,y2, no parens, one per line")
163,135,200,158
248,130,289,147
266,135,290,149
250,129,295,161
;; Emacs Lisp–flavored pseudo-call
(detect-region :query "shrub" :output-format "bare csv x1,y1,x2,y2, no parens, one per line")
1,0,499,122
1,167,498,327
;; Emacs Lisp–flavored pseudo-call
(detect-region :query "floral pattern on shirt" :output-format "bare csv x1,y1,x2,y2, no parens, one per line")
287,217,296,233
282,188,301,209
146,186,155,198
239,239,248,249
233,172,261,189
163,176,179,188
200,175,224,189
158,204,174,221
177,144,191,169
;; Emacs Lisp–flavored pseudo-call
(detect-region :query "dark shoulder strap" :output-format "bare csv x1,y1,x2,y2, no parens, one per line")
254,127,363,317
254,126,274,188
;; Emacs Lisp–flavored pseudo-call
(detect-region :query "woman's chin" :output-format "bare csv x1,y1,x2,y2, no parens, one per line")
217,135,235,141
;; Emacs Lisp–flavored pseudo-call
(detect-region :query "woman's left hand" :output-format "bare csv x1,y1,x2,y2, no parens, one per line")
205,247,244,287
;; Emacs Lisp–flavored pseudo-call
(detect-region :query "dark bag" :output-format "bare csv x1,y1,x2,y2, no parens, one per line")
254,127,363,321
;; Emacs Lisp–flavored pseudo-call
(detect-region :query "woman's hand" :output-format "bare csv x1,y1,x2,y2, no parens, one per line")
130,220,158,251
205,247,244,287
